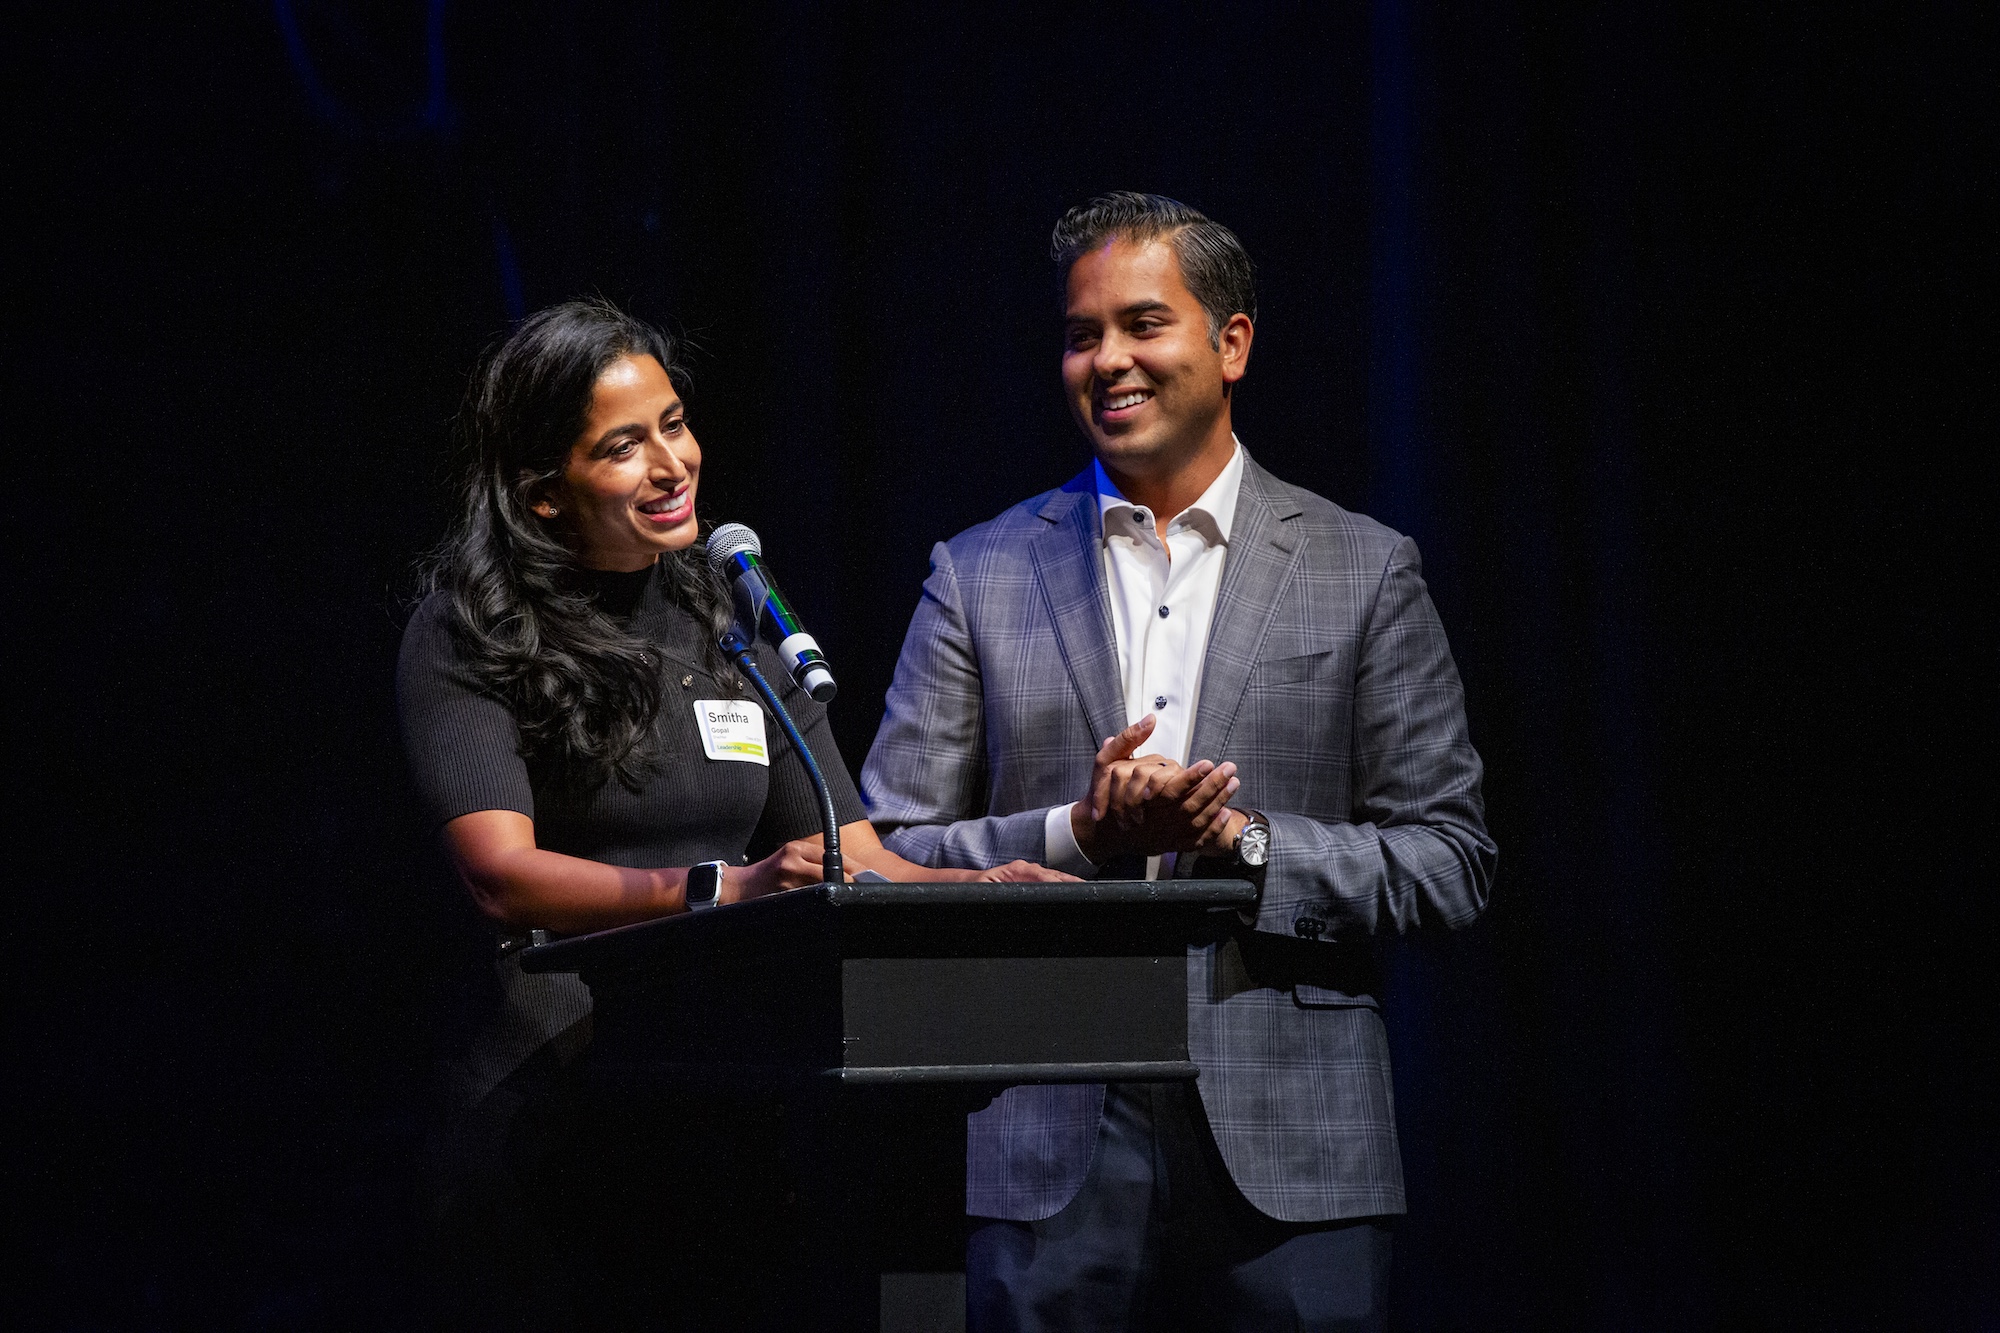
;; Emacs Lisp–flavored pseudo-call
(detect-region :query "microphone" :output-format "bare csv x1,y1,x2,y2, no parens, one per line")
704,523,838,702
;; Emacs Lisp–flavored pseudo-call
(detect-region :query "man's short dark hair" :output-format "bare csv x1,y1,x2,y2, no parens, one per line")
1050,192,1257,344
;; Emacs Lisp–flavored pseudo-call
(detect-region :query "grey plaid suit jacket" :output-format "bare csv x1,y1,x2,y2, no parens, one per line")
861,453,1495,1223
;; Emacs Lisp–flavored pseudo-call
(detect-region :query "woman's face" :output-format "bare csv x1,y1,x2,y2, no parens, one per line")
539,354,702,571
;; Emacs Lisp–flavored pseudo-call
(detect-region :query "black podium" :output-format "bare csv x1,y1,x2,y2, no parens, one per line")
520,878,1254,1332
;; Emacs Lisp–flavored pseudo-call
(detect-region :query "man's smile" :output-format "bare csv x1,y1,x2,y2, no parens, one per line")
1098,385,1155,419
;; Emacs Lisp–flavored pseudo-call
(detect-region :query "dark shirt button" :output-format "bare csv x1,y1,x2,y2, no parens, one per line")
1294,917,1326,940
1158,605,1170,618
1154,695,1168,710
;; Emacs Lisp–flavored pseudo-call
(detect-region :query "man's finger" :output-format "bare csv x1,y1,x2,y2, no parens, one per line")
1177,778,1235,849
1189,776,1242,836
1176,761,1236,814
1097,713,1157,764
1202,805,1249,855
1128,756,1180,801
1193,798,1249,855
1089,717,1157,819
1149,758,1215,802
1097,755,1176,821
1113,757,1178,811
1111,765,1154,828
1088,769,1112,822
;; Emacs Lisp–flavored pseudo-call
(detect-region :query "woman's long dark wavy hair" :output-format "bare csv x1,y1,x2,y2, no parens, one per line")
426,298,734,788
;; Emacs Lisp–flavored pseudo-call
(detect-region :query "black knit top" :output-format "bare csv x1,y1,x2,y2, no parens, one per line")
397,562,865,880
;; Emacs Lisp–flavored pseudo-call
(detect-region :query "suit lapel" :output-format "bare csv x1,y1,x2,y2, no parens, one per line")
1030,476,1128,748
1185,456,1303,769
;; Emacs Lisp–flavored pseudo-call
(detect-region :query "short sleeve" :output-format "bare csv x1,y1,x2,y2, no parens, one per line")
396,593,536,829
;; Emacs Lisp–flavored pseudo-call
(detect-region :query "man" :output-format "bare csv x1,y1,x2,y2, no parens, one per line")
862,192,1495,1331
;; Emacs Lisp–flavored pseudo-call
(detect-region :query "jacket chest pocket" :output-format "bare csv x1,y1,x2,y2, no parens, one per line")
1236,648,1354,812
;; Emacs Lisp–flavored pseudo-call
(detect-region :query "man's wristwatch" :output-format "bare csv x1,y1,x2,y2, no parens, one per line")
1232,811,1271,869
685,859,728,911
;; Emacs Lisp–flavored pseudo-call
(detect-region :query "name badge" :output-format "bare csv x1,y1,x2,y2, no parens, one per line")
694,699,769,766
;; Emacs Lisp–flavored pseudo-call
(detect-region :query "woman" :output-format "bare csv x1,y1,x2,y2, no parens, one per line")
399,298,1055,1328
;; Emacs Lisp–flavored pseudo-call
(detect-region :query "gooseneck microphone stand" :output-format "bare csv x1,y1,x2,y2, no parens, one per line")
719,629,843,885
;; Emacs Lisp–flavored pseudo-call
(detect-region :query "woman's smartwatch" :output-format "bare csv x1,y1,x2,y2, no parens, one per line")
1232,812,1272,869
685,860,729,911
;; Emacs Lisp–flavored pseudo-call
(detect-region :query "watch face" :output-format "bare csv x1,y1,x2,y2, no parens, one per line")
1238,824,1271,868
686,862,723,905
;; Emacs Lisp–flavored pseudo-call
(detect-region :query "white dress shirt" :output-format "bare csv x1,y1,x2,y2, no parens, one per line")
1043,440,1246,877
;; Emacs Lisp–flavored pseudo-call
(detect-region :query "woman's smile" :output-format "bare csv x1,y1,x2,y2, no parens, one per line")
637,486,694,525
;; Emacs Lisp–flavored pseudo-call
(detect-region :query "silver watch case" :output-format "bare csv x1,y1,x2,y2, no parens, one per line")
1235,817,1271,869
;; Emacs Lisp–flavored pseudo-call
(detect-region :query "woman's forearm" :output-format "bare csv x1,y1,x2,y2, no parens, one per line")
444,810,687,932
444,809,831,933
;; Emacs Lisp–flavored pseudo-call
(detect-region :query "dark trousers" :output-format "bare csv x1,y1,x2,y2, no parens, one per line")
967,1082,1393,1333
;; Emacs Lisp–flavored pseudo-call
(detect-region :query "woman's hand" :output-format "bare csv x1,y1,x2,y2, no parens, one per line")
729,836,830,904
974,860,1081,883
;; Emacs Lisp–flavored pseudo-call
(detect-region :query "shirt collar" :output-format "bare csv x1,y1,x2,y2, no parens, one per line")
1093,436,1245,547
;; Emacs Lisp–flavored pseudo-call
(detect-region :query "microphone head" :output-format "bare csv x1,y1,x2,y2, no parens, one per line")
705,522,762,575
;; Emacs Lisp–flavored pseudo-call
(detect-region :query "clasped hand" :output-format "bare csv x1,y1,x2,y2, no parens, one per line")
1071,714,1243,863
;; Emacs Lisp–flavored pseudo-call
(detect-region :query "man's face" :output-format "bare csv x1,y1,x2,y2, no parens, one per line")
1061,235,1249,485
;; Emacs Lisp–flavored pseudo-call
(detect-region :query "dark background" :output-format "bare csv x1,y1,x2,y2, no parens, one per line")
9,1,1993,1328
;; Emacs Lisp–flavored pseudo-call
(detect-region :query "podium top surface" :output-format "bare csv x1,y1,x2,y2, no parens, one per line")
518,878,1256,975
812,879,1255,908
